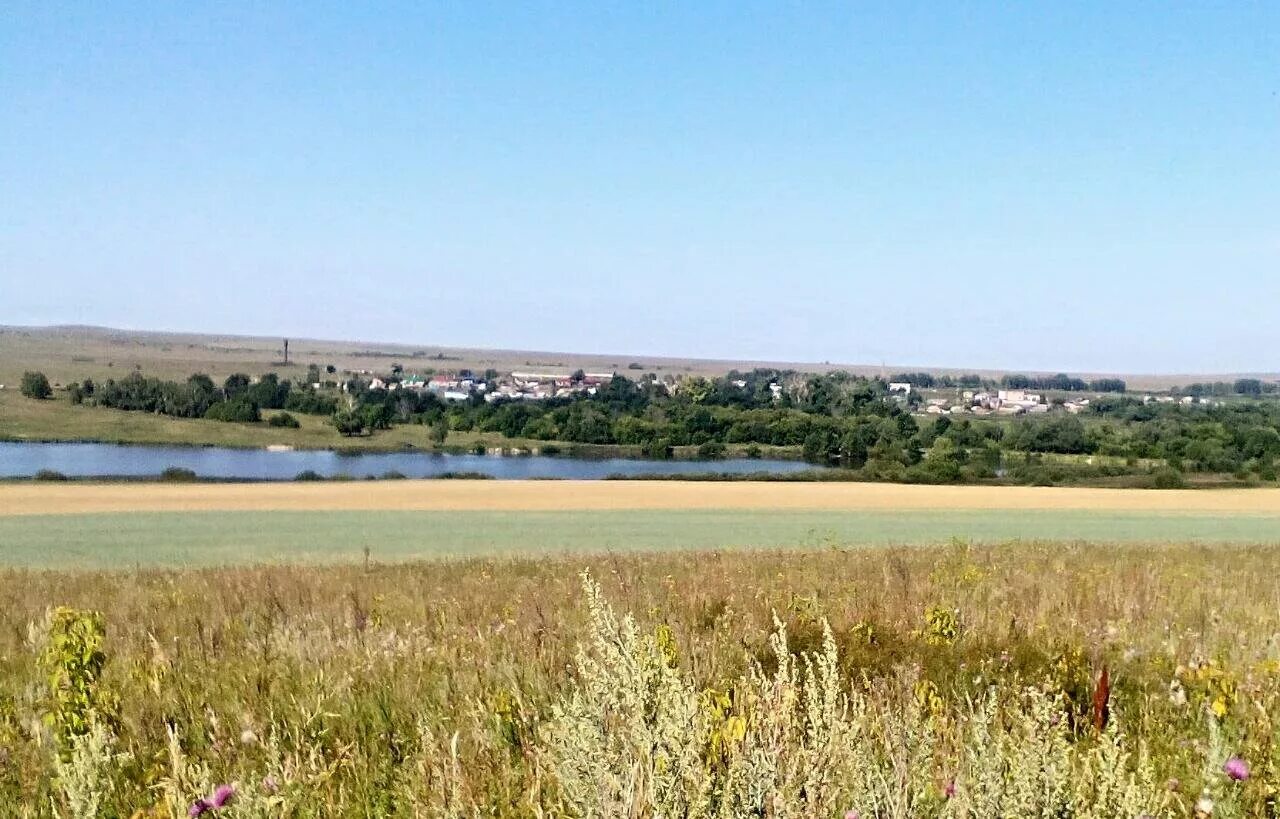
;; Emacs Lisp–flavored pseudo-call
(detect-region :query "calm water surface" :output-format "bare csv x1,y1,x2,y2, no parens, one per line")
0,441,822,481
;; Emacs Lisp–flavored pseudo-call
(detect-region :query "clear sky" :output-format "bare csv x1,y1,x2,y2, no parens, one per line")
2,3,1277,373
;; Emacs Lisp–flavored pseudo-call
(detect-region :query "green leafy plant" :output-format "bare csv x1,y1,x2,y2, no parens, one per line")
37,607,113,757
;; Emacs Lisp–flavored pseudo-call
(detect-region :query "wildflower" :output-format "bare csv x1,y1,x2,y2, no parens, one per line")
211,784,235,808
1195,794,1215,817
1166,777,1181,792
944,780,956,799
1224,757,1249,781
239,728,258,746
1211,697,1229,719
262,775,280,794
845,812,860,819
1169,679,1187,707
189,785,234,816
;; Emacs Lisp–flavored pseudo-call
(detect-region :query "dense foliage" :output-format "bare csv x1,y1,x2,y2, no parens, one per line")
62,371,336,424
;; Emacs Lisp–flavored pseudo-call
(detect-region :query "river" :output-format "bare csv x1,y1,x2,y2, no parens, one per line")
0,441,823,481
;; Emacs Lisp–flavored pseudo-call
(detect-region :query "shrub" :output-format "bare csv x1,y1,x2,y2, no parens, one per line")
697,441,726,459
381,470,407,480
331,410,365,437
1152,466,1186,489
36,607,110,756
294,470,324,481
539,574,1163,818
268,412,301,429
21,371,52,400
34,469,69,481
204,398,260,423
642,439,673,459
159,467,197,483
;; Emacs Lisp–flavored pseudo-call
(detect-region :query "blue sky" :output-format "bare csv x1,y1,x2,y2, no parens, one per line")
2,3,1277,373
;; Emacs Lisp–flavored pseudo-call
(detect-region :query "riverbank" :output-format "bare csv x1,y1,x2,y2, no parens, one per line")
0,391,799,459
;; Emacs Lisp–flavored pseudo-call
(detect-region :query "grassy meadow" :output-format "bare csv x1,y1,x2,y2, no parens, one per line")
6,541,1280,816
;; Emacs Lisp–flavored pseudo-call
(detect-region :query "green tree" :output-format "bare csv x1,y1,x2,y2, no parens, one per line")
223,373,251,399
20,371,52,399
430,417,449,445
332,410,365,436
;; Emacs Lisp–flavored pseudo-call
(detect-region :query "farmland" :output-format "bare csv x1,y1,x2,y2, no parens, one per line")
4,324,1228,392
1,480,1278,569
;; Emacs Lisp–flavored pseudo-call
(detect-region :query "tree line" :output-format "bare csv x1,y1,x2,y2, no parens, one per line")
56,371,337,424
19,364,1280,485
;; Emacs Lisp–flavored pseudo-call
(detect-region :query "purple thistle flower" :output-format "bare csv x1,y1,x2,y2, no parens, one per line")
845,812,860,819
210,784,236,808
1225,757,1250,781
944,780,956,799
188,799,211,818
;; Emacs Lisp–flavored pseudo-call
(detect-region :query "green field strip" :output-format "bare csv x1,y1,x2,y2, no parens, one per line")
1,509,1278,569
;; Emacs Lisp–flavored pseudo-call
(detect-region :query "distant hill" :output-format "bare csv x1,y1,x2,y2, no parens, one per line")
0,324,1275,392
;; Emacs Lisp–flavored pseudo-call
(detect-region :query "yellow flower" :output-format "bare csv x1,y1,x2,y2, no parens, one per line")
1211,697,1228,719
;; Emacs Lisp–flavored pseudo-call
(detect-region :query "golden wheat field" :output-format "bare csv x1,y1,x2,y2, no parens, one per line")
6,479,1280,516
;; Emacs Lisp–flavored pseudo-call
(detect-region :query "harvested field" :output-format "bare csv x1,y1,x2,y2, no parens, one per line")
5,479,1280,516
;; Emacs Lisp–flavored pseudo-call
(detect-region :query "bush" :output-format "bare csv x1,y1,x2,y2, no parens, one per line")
642,439,673,459
204,399,261,423
381,470,407,480
20,371,52,400
697,441,726,459
33,469,68,481
745,444,763,459
1151,466,1186,489
158,467,197,482
331,410,365,437
294,470,324,482
268,412,301,428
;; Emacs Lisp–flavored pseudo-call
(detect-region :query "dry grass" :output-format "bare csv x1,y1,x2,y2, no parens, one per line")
5,541,1280,814
5,478,1280,516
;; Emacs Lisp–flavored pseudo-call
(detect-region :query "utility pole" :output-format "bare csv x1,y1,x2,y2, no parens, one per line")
283,338,289,365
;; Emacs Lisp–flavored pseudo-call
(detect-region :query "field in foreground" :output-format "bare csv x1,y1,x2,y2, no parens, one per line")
2,480,1280,568
5,542,1280,816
